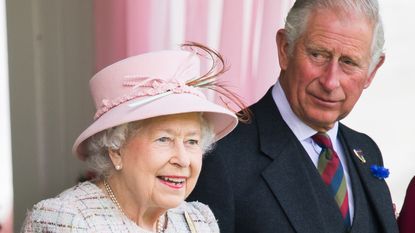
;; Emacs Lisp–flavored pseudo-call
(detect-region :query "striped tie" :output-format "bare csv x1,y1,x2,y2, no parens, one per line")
312,132,350,227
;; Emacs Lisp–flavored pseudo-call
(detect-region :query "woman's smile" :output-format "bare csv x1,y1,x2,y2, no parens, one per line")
157,176,187,189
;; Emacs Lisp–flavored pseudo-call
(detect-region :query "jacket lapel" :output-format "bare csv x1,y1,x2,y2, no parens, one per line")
253,90,343,233
339,124,398,233
261,143,329,233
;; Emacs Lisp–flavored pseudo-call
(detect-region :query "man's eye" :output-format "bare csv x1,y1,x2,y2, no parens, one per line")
157,137,171,143
311,52,321,58
308,50,328,63
342,58,357,66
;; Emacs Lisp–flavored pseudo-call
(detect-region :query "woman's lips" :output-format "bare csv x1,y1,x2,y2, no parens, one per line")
157,176,186,189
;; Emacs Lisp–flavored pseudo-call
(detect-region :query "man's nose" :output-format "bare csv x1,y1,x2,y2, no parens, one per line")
320,61,341,91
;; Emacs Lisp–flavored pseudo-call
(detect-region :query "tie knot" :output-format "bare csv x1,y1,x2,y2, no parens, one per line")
312,132,333,149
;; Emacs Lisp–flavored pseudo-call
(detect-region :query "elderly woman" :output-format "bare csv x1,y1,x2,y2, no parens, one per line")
21,43,244,232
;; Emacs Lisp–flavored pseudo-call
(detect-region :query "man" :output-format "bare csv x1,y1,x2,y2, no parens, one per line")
188,0,399,232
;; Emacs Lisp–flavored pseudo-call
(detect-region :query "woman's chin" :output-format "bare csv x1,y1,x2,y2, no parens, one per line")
155,195,186,209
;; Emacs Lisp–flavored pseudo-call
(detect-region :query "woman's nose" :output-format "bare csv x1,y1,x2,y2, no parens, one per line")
170,143,191,167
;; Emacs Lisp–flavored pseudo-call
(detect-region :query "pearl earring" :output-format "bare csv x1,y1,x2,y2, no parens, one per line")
115,165,122,170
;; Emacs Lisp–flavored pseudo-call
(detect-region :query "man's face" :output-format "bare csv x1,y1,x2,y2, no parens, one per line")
277,8,384,131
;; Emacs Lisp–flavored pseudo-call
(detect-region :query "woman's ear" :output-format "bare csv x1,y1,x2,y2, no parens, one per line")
108,148,123,170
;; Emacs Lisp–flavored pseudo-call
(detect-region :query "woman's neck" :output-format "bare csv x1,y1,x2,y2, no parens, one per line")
97,178,167,232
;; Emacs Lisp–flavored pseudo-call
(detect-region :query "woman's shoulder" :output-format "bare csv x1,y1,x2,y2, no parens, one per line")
166,201,219,233
21,181,108,232
31,181,104,211
175,201,216,218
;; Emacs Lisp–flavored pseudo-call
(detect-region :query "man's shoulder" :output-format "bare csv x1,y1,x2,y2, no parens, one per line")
212,119,260,156
339,122,383,164
339,122,378,146
218,93,278,142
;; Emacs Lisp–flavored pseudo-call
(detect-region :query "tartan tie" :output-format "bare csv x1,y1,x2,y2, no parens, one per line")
312,132,351,227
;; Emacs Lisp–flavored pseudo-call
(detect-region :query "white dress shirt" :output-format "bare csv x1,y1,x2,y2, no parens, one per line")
271,81,354,222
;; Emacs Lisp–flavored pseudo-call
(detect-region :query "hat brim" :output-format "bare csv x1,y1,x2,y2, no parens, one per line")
73,93,238,160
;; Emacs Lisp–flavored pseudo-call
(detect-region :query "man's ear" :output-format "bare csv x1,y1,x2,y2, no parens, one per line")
364,53,385,89
276,29,290,70
108,148,123,170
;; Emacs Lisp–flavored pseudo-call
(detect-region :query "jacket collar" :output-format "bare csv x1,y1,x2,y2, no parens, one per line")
254,88,346,233
339,124,398,232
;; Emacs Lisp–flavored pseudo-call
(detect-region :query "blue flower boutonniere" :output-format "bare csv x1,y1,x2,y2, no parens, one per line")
370,165,390,179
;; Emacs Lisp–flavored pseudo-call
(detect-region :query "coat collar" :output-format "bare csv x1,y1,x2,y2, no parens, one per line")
254,89,346,233
250,88,397,233
339,124,398,232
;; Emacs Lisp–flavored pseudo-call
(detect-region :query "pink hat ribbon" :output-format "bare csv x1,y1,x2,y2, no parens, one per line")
93,52,209,120
94,76,206,120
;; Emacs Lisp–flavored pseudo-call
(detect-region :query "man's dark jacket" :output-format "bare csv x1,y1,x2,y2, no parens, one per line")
188,88,399,233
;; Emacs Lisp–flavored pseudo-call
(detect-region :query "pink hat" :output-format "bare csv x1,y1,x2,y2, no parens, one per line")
73,49,238,160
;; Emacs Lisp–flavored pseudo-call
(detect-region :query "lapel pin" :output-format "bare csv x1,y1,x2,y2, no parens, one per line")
353,149,366,163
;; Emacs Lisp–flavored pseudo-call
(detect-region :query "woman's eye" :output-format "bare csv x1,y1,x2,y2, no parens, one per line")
187,139,199,145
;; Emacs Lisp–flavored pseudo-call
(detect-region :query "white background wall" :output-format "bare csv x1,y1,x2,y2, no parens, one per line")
344,0,415,211
0,0,13,231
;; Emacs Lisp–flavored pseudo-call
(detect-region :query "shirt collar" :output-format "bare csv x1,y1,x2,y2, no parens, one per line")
271,81,339,142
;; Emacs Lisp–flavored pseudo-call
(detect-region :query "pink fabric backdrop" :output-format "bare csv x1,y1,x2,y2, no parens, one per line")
0,213,12,233
93,0,292,106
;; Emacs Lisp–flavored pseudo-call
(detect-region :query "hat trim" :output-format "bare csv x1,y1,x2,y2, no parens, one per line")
95,76,205,120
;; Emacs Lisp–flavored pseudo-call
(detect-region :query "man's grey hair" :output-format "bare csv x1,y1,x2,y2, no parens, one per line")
85,113,215,179
284,0,384,72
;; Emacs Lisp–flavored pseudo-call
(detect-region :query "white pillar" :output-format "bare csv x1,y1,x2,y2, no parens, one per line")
0,0,13,231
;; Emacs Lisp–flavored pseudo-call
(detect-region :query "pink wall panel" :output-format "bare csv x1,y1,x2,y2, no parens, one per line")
93,0,291,106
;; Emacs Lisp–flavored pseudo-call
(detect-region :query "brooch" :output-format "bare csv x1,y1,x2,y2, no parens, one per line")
353,149,366,163
370,165,390,179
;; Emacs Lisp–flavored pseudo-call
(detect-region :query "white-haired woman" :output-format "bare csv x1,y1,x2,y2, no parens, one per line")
21,43,247,233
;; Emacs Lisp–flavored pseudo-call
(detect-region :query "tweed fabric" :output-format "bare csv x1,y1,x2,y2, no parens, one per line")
21,181,219,233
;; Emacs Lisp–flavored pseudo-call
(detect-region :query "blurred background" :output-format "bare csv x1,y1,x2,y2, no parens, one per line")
1,0,414,232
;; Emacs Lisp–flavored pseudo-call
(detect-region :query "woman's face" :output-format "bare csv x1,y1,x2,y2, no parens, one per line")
112,113,203,211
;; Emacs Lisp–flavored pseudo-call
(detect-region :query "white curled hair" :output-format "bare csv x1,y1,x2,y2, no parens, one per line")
284,0,384,73
86,113,215,179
